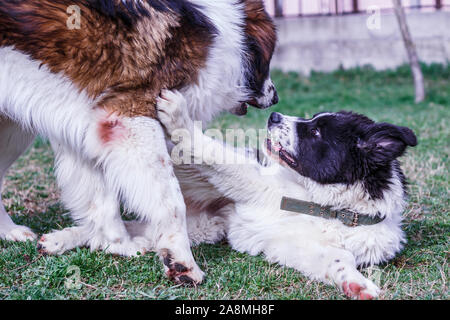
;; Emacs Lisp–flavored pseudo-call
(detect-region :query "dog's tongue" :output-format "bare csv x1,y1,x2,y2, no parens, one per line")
267,139,281,152
230,103,248,116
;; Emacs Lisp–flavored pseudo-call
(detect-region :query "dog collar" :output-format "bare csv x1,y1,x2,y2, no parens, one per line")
280,197,385,227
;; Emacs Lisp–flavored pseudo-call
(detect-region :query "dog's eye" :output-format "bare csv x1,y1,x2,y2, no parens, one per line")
311,128,321,138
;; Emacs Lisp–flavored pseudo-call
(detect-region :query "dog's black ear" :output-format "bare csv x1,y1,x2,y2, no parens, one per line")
358,123,417,164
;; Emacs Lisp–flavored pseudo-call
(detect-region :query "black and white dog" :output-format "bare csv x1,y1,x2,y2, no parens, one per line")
154,90,418,299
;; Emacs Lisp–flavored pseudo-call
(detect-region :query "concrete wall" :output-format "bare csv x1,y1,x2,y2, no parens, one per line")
271,11,450,74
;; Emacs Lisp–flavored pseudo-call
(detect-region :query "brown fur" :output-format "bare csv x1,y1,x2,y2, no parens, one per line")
242,0,277,96
243,0,277,63
206,197,233,214
0,0,214,117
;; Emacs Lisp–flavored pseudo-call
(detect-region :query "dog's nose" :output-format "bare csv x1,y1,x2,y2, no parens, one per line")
272,91,279,105
269,112,282,124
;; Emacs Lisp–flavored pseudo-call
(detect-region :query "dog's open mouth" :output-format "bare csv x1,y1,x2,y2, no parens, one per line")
230,99,262,116
266,139,298,167
230,103,249,116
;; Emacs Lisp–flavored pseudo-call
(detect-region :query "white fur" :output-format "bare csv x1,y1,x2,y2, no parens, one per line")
255,78,277,107
157,90,411,299
0,116,37,241
182,0,249,123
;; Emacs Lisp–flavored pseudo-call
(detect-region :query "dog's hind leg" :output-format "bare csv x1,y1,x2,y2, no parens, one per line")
126,209,228,246
0,116,37,241
41,113,202,284
38,146,150,256
186,211,227,246
229,217,380,299
83,114,204,284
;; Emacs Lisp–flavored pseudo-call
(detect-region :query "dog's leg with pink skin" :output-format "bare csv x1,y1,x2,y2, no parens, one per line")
233,227,380,300
322,248,380,300
0,117,37,241
82,113,204,285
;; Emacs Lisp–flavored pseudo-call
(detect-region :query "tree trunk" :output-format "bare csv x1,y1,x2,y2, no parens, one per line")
393,0,425,103
352,0,359,13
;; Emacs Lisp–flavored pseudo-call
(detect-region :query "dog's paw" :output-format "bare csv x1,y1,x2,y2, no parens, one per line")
160,249,205,286
101,236,151,257
37,230,78,255
1,225,36,242
38,227,151,257
157,89,192,135
342,278,380,300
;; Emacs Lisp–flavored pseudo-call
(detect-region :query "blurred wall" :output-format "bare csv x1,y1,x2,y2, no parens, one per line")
271,11,450,74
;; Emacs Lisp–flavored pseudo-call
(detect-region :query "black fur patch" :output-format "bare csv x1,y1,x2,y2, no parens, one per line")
244,36,270,97
174,263,189,273
178,275,195,285
272,112,418,200
87,0,217,34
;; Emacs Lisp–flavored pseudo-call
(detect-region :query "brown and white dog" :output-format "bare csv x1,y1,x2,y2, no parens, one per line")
0,0,277,284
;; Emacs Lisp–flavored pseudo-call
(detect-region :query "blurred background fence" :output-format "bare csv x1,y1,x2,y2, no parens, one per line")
263,0,450,74
265,0,450,17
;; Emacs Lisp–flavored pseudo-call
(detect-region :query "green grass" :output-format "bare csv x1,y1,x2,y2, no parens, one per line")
1,65,449,300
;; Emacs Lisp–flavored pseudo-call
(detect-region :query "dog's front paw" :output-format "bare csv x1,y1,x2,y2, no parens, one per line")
342,278,380,300
157,89,192,135
160,249,205,286
99,236,151,257
0,225,36,242
37,230,79,255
